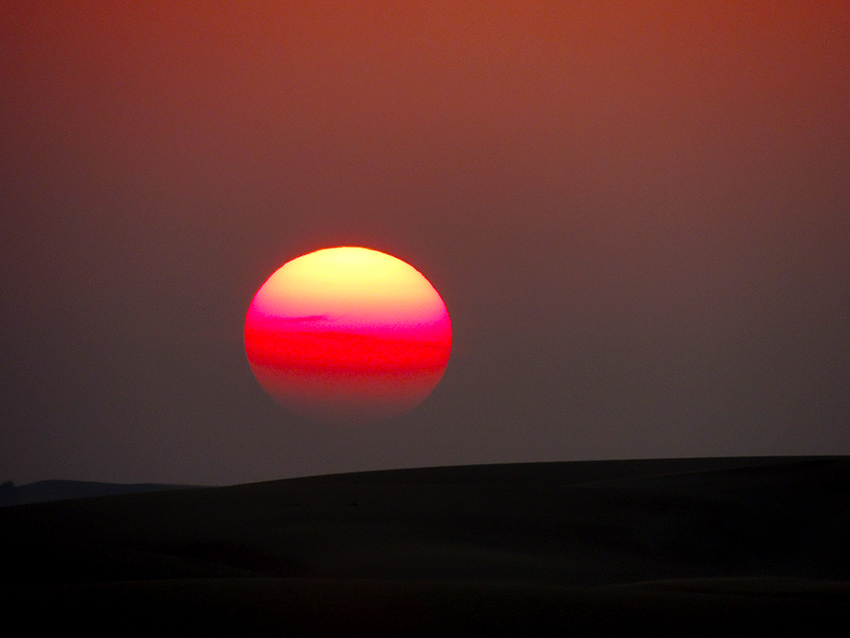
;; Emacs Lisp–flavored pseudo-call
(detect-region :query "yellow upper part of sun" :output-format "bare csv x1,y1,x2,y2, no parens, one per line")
249,247,448,328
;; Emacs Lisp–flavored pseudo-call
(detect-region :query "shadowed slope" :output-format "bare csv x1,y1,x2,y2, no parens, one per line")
2,457,849,632
0,480,191,507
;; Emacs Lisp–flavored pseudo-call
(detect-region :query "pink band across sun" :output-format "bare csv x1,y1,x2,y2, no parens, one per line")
245,247,452,424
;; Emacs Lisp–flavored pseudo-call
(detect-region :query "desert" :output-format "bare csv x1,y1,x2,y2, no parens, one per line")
3,456,849,633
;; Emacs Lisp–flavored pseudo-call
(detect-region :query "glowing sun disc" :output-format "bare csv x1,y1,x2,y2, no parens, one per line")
244,247,452,424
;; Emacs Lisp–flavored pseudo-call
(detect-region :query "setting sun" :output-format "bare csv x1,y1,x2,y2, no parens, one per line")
245,247,452,424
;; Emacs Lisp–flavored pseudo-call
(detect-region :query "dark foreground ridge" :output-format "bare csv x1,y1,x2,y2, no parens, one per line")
0,479,193,507
2,456,849,634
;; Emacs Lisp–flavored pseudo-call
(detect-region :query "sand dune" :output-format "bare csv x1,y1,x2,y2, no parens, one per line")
2,457,848,632
0,480,191,507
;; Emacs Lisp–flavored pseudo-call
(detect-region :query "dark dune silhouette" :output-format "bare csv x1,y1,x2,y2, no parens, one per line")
0,480,192,507
2,456,849,633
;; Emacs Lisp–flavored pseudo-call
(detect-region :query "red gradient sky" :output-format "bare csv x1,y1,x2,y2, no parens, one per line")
1,2,848,484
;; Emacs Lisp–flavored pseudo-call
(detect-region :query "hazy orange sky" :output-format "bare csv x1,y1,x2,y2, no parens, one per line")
2,1,848,484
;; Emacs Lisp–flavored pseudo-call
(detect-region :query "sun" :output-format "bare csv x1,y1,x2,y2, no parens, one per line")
244,247,452,424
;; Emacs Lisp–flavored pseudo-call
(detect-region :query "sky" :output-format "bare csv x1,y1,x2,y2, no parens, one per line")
2,1,848,485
